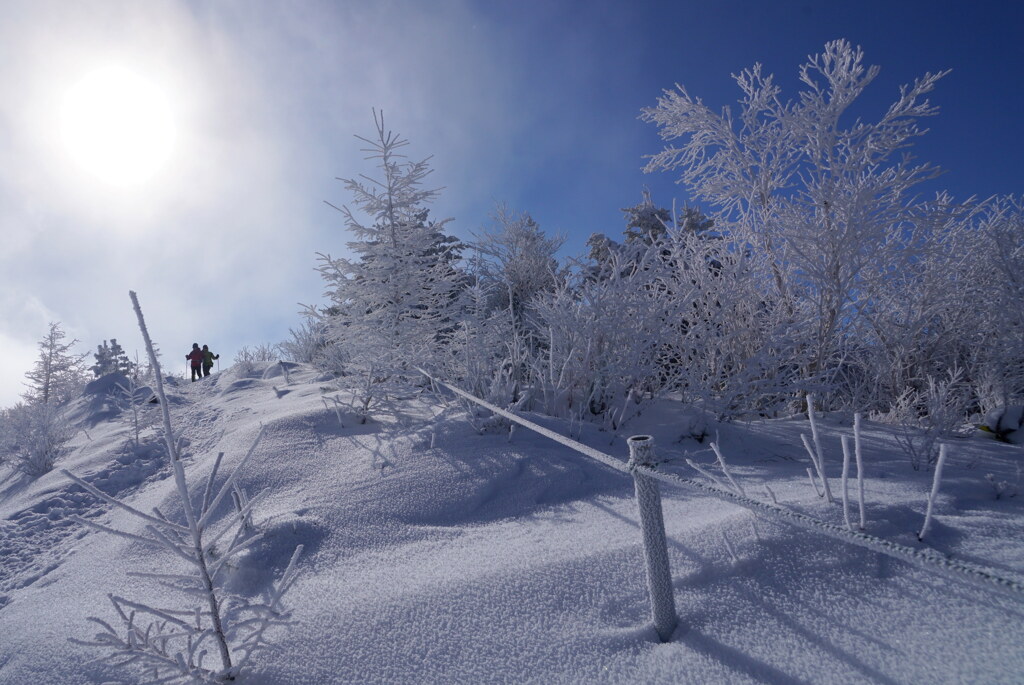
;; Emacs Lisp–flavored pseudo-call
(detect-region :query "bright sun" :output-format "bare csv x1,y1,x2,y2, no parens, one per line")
61,66,175,187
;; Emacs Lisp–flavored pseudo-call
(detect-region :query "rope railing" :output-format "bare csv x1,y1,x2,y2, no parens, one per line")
637,461,1024,600
421,370,1024,606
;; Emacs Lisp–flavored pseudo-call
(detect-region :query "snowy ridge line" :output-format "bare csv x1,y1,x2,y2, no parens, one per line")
420,370,1024,602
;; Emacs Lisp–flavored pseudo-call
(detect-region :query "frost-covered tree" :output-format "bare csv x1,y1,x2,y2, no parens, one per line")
586,190,715,288
620,188,713,248
91,338,136,378
967,197,1024,412
314,111,465,415
23,322,87,406
622,188,673,246
472,204,564,323
643,39,949,405
469,205,565,392
4,323,83,475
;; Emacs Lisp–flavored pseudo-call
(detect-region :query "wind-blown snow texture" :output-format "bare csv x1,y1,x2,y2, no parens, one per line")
1,362,1023,683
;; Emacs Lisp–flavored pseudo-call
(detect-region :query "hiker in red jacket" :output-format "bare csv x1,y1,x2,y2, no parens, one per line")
186,343,204,382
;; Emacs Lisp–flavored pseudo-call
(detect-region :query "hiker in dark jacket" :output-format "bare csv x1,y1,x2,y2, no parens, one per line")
202,345,219,377
186,343,204,382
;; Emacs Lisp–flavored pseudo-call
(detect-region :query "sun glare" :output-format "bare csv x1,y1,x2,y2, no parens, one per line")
61,66,176,187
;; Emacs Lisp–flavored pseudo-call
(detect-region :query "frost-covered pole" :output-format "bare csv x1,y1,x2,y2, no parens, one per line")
628,435,677,642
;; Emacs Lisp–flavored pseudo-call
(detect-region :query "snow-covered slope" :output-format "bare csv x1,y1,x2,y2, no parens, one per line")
1,363,1023,684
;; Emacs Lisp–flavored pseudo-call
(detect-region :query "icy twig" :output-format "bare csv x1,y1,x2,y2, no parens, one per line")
721,530,739,564
322,396,345,428
806,466,823,497
710,442,746,496
801,434,829,501
195,426,265,531
202,452,225,514
855,413,866,530
918,444,948,541
69,516,163,548
806,395,834,502
687,458,730,492
840,435,853,532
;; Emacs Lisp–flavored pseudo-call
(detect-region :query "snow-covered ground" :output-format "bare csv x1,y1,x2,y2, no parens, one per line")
1,362,1023,684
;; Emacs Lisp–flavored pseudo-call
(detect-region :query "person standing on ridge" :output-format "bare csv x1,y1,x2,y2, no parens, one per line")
186,343,204,382
202,344,219,378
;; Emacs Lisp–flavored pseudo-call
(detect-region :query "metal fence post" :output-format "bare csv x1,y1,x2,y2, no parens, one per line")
628,435,678,642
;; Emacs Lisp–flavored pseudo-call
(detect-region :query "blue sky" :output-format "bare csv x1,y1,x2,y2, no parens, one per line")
0,0,1021,407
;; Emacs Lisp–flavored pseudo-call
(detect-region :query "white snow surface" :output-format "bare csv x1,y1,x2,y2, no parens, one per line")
1,362,1023,684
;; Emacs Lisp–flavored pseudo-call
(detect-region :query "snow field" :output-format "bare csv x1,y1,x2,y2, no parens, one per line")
0,362,1022,683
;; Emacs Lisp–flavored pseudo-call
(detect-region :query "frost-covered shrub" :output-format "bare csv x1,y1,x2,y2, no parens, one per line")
469,205,565,391
450,276,518,405
658,226,806,420
964,198,1024,416
236,344,279,364
278,317,327,365
234,344,280,376
985,472,1019,500
1,402,73,477
527,241,674,431
877,369,970,469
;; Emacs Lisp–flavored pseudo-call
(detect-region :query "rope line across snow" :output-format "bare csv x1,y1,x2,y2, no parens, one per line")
420,370,1024,602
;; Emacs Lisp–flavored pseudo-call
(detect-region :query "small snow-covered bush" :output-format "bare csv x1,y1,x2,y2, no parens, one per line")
877,369,970,470
236,344,280,364
113,370,158,449
278,318,327,365
1,402,73,477
985,472,1018,500
234,344,280,376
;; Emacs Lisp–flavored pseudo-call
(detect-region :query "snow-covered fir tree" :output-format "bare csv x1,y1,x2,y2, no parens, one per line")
90,338,136,378
23,322,87,406
315,111,465,413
